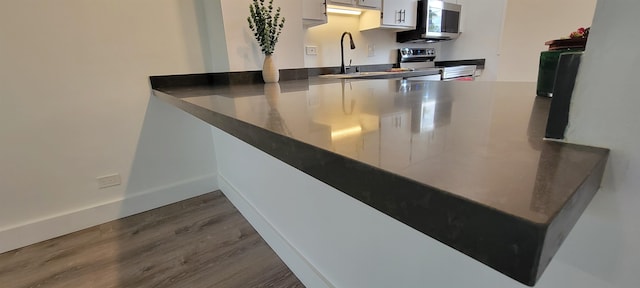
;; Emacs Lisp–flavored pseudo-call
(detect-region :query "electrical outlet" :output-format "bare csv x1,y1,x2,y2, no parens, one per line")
97,173,121,189
367,44,376,57
305,46,318,55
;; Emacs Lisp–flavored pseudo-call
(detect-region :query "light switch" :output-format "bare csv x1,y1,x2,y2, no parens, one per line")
305,46,318,55
368,44,376,57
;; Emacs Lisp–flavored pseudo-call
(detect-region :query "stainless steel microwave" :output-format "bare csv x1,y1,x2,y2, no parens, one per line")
397,0,462,43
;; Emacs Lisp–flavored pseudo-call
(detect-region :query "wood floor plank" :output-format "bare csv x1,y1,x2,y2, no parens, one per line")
0,191,304,288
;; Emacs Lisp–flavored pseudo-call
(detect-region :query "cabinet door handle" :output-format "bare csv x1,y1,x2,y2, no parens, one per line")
401,9,406,23
394,116,402,128
397,10,402,23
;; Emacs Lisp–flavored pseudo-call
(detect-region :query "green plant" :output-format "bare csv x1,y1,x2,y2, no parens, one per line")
247,0,285,55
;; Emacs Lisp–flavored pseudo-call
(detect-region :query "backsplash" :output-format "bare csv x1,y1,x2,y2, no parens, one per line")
303,13,437,68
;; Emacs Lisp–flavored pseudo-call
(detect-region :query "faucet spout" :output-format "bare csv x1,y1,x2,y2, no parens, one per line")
340,32,356,74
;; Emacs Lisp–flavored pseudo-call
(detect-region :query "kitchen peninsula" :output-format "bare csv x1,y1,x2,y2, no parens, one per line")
151,75,608,287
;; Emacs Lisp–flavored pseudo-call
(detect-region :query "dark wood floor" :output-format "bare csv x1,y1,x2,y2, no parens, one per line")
0,191,304,288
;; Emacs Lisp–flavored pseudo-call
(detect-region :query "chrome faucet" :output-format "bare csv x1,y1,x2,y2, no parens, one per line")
340,32,356,74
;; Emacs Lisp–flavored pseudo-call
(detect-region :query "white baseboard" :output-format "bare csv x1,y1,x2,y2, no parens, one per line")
217,174,335,288
0,173,218,254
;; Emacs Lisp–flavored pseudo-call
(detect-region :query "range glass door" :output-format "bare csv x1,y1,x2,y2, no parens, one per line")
441,8,460,33
426,1,460,38
427,5,443,33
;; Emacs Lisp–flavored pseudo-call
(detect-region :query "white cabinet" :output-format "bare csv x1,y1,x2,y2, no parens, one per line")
381,0,416,27
358,0,382,9
328,0,381,10
328,0,355,6
303,0,327,28
360,0,417,31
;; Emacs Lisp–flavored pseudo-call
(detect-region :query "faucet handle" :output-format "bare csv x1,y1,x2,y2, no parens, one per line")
346,59,358,74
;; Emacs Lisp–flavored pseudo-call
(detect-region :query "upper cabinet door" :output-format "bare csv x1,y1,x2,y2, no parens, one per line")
358,0,382,9
303,0,327,28
381,0,402,26
359,0,416,31
381,0,416,28
328,0,355,5
402,0,417,28
328,0,382,10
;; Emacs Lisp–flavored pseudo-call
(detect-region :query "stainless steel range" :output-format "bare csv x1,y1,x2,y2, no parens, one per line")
398,48,476,81
398,47,437,69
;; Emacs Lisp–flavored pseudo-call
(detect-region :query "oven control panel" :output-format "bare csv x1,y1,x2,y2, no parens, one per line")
400,48,435,58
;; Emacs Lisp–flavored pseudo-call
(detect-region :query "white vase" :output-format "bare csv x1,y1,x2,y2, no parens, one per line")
262,54,280,83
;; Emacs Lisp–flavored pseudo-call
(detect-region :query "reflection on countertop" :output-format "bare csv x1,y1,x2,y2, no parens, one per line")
179,80,602,222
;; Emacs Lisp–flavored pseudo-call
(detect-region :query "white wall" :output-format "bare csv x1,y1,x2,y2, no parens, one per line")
202,0,231,72
438,0,597,82
497,0,597,81
437,0,507,81
219,0,305,71
304,14,433,68
0,0,218,252
560,0,640,286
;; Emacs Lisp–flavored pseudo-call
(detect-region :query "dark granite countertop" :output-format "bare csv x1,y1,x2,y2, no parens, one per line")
152,78,608,286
